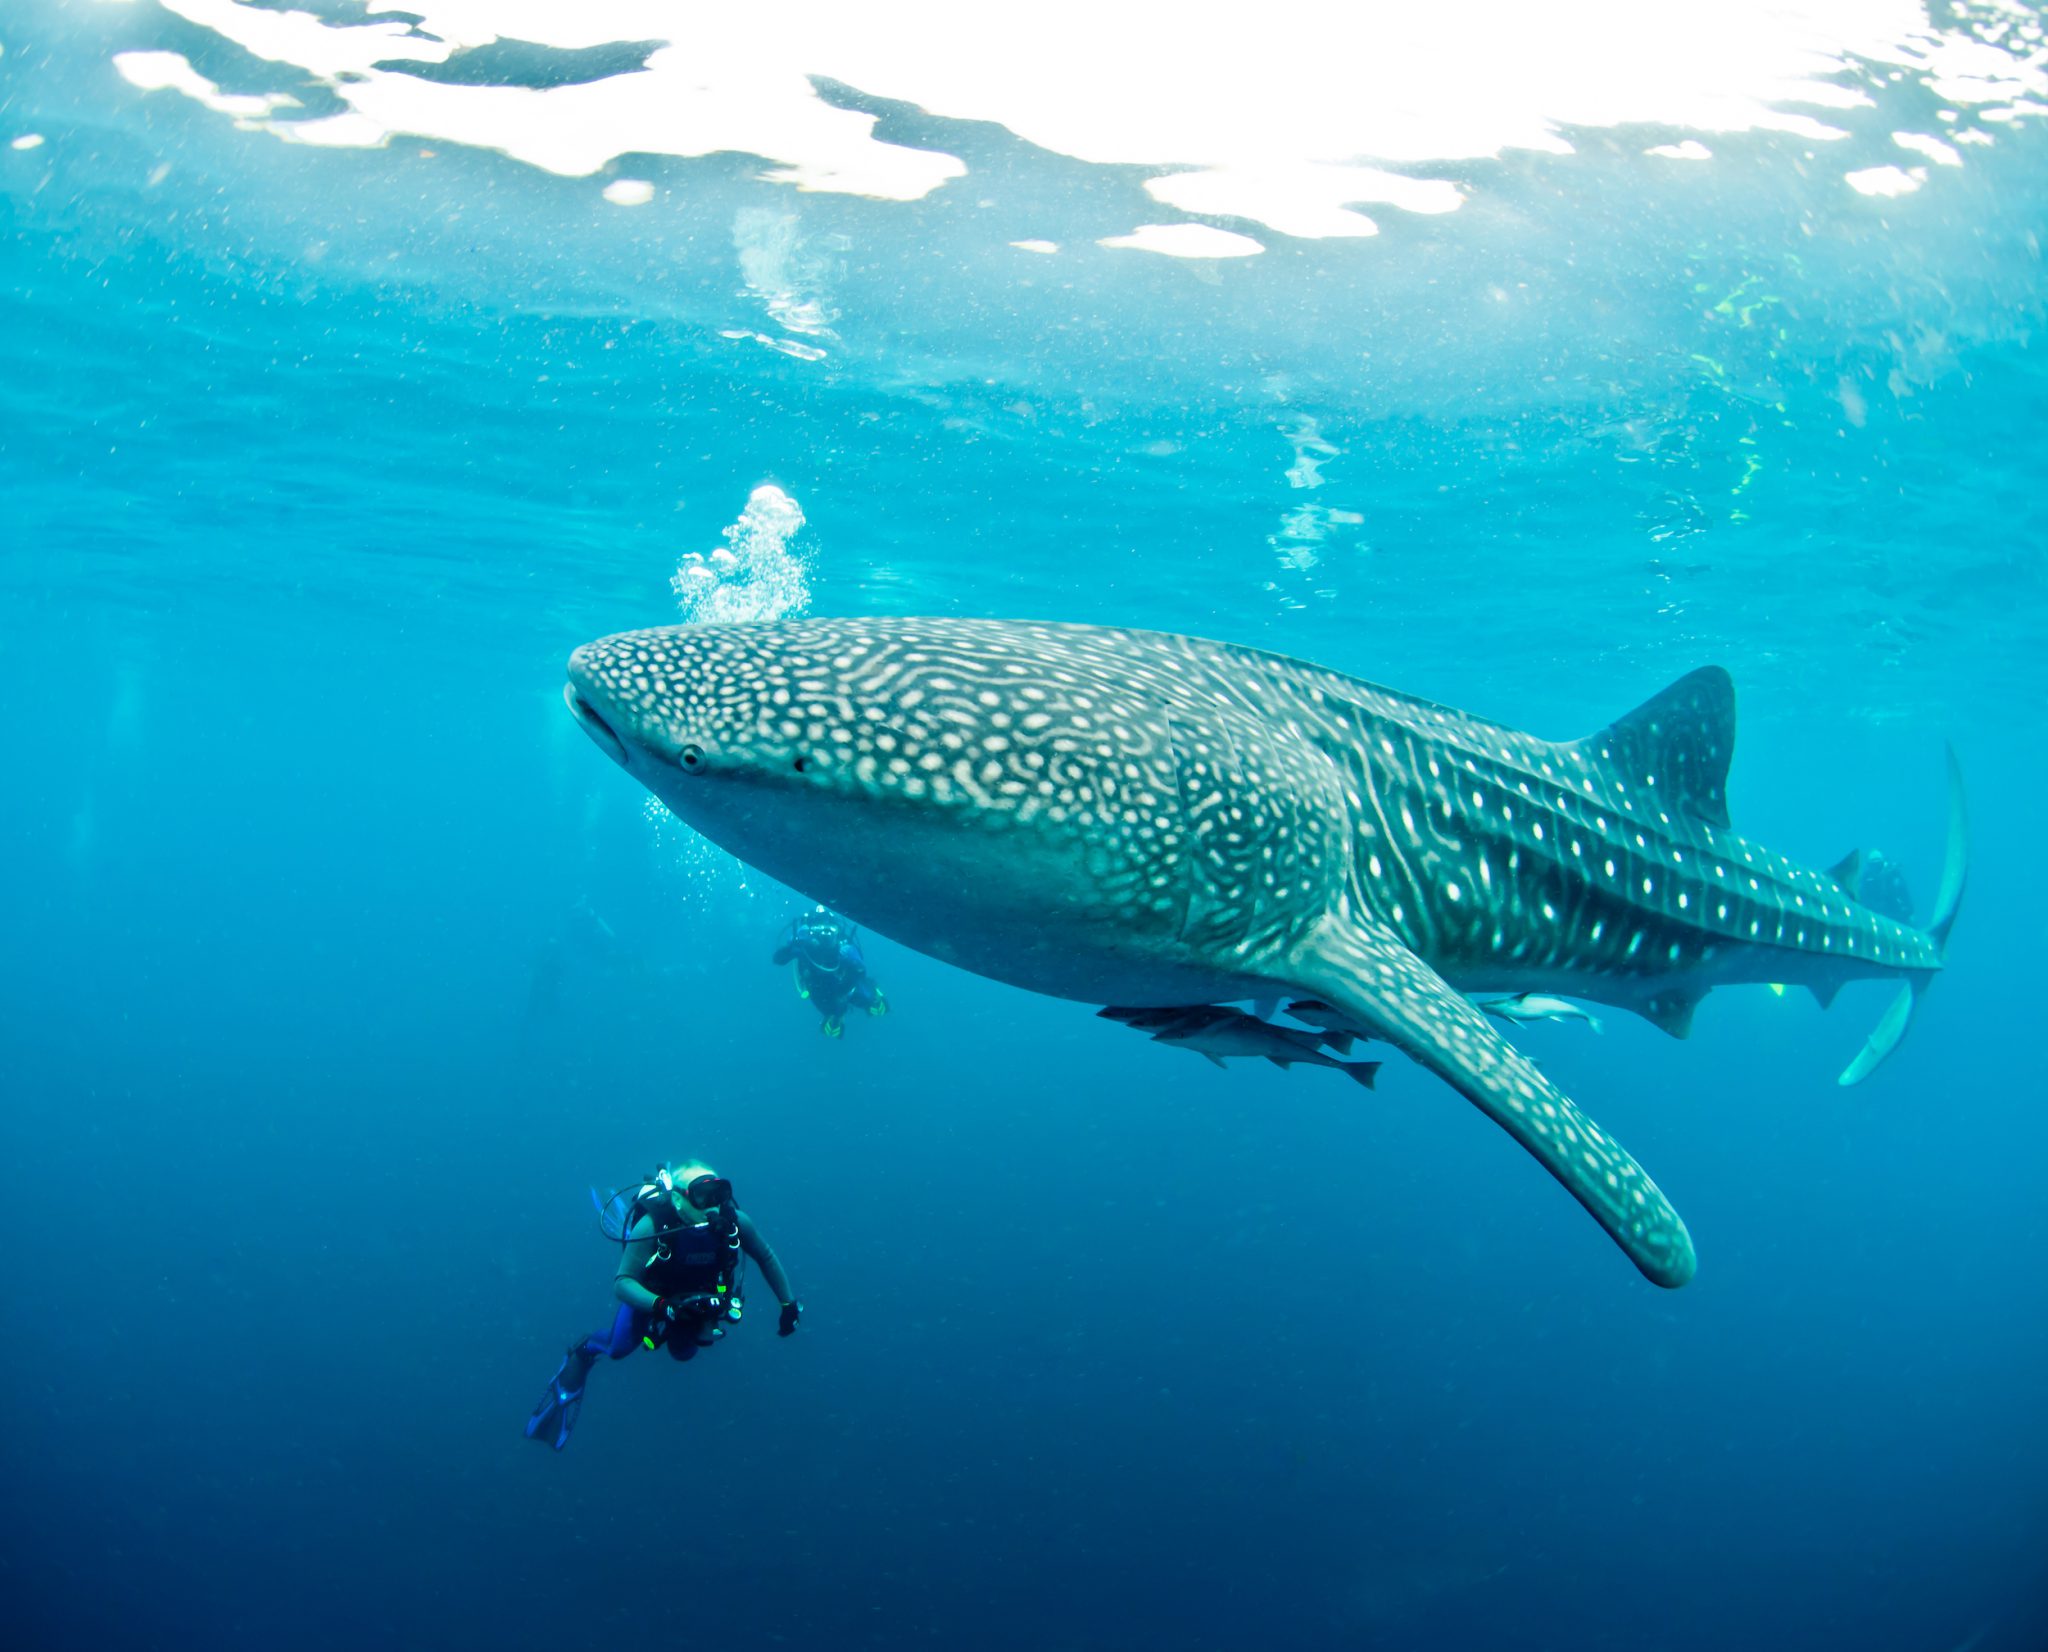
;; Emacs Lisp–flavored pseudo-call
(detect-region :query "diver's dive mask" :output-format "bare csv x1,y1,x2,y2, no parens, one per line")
684,1173,733,1210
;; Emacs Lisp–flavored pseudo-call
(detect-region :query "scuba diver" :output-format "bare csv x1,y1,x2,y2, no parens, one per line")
773,906,887,1038
524,1160,801,1452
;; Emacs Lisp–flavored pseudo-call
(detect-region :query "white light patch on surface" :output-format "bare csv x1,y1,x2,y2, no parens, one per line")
113,49,301,122
1144,164,1462,240
144,0,964,198
1646,139,1714,160
1011,239,1059,254
1099,223,1265,259
602,177,655,204
114,1,2048,239
1845,163,1925,196
10,133,45,150
1892,130,1962,165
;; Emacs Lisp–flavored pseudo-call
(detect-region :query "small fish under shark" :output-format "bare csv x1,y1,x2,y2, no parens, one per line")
564,617,1968,1287
1097,1004,1383,1087
1282,993,1601,1037
1474,992,1603,1033
1093,992,1588,1074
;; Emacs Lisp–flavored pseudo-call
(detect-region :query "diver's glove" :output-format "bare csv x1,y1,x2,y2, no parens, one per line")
778,1301,802,1337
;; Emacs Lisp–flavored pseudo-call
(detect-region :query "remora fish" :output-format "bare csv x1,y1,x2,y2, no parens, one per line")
1475,992,1605,1034
565,618,1967,1287
1283,998,1374,1040
1101,1002,1360,1054
1097,1004,1380,1085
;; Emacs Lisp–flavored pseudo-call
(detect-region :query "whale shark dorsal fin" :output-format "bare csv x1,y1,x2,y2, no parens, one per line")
1826,847,1916,924
1826,849,1866,898
1297,915,1697,1288
1578,665,1735,829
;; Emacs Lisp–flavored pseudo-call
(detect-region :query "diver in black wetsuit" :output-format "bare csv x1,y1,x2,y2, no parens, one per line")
525,1162,800,1452
773,906,887,1037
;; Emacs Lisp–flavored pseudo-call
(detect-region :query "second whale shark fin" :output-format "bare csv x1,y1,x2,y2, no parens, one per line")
1837,981,1915,1087
1825,847,1916,924
1837,744,1969,1087
1575,665,1735,829
1929,741,1968,954
1296,915,1697,1289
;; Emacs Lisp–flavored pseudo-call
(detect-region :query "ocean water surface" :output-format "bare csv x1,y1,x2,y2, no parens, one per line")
3,3,2046,1648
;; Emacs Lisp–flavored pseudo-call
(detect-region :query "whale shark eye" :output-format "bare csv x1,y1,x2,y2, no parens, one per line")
678,744,706,773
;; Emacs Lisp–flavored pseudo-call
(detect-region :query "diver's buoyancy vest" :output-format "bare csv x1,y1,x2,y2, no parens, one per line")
640,1208,741,1297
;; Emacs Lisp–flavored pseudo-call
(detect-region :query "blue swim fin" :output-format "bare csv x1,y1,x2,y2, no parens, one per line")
524,1346,595,1452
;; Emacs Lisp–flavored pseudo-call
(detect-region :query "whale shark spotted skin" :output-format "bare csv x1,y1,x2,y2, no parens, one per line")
565,618,1965,1288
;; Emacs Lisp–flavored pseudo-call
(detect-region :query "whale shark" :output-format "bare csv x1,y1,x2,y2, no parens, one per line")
564,618,1966,1287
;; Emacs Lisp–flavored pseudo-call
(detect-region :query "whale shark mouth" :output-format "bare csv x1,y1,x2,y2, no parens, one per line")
563,683,628,768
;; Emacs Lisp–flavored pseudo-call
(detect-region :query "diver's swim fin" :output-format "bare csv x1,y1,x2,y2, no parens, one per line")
524,1346,595,1452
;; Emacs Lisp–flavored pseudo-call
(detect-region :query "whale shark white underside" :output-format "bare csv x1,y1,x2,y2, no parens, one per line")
564,618,1967,1289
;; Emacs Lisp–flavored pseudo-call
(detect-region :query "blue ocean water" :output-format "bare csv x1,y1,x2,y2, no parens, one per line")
4,4,2046,1648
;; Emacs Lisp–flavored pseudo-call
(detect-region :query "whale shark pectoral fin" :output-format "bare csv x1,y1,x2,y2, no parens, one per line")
1297,917,1697,1289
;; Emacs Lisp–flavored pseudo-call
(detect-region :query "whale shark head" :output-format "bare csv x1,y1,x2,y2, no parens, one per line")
566,623,827,832
564,619,1229,993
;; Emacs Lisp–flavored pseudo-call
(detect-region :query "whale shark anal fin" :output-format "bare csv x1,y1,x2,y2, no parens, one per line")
1296,916,1697,1289
1635,989,1705,1038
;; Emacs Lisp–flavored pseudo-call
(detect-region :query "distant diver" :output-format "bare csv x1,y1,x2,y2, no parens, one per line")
525,1161,800,1452
773,905,887,1037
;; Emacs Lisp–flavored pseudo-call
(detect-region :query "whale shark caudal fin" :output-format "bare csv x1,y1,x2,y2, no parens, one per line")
1297,915,1697,1288
1837,743,1969,1088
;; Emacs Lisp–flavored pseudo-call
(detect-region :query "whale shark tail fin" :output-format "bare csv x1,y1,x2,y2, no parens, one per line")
1928,741,1968,956
1837,744,1968,1087
1298,915,1696,1289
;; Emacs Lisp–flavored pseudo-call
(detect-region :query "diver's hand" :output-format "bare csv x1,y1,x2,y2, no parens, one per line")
778,1301,802,1337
